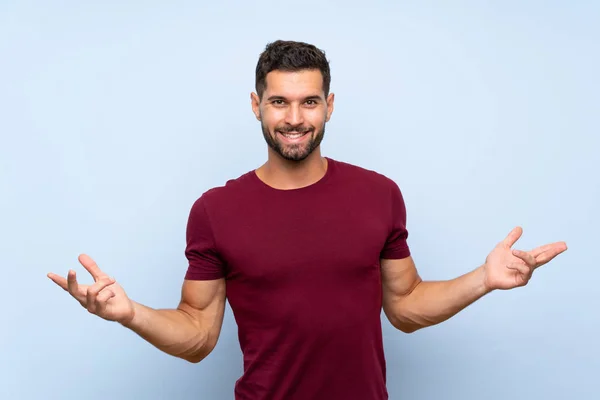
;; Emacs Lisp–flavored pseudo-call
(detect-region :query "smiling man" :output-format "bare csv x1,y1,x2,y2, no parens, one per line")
48,40,567,400
256,67,328,162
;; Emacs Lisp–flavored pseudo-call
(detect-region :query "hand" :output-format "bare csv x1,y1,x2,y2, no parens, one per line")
48,254,135,325
483,226,567,291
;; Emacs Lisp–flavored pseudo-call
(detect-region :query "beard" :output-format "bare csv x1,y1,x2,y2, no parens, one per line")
261,118,326,162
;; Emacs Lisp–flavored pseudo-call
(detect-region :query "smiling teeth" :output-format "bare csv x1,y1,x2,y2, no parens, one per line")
282,132,304,138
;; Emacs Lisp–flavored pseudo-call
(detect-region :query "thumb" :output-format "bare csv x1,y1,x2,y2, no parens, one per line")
501,226,523,248
78,253,108,281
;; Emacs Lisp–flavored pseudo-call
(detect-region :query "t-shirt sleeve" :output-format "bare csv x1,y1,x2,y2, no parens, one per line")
380,179,411,259
184,195,225,280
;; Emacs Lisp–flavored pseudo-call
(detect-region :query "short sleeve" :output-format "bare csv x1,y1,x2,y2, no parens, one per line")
184,195,225,280
380,180,411,259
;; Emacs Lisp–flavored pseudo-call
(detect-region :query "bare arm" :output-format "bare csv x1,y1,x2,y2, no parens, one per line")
48,254,227,363
123,278,226,363
381,227,567,333
381,256,488,333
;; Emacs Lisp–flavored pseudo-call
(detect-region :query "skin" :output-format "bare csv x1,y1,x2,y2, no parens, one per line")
47,68,568,364
251,69,334,190
381,226,567,333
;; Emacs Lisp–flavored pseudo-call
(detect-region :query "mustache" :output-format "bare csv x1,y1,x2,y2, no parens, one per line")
275,125,313,133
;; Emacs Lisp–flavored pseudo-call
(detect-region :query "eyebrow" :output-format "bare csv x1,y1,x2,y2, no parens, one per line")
266,95,323,102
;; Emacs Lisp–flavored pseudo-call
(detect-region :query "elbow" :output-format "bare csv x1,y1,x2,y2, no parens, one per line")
181,332,214,364
387,306,424,334
189,345,218,364
182,345,211,364
392,319,422,334
182,344,207,363
183,354,205,364
398,325,419,334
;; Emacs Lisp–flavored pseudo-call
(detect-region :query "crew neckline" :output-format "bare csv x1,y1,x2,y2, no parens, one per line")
251,157,336,193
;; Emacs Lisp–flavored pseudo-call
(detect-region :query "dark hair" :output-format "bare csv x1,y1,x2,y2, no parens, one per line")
255,40,331,99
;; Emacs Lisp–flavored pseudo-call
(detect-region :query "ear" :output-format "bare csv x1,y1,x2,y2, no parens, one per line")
250,92,261,121
325,93,335,122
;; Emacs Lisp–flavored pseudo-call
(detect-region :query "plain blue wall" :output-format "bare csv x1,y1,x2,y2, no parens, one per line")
1,1,597,399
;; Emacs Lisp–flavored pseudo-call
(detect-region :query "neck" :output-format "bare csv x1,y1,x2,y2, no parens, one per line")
256,148,328,190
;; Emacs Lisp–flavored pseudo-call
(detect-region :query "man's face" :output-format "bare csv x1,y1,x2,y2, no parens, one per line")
252,69,334,162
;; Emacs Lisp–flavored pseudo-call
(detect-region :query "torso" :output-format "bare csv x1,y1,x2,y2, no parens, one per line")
185,157,410,400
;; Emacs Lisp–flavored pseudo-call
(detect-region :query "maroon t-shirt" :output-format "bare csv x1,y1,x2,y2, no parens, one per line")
184,157,410,400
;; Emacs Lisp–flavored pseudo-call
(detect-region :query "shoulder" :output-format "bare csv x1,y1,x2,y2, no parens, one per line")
190,169,256,213
330,158,407,211
331,158,399,191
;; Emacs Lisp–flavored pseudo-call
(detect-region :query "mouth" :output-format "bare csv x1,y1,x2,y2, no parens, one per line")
277,130,311,144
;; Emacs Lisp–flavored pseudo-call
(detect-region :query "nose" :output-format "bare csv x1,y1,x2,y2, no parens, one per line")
284,104,304,127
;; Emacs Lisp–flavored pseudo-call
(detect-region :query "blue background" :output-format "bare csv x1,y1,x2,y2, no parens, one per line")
1,1,597,399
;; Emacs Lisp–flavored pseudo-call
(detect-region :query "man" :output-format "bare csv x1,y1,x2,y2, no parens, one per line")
48,40,567,399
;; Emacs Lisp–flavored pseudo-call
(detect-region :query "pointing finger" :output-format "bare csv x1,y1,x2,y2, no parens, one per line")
48,271,88,305
530,242,567,258
47,273,68,291
530,243,555,258
535,244,568,266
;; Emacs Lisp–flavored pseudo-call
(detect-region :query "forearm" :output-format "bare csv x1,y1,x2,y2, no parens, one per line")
122,301,208,362
392,265,491,332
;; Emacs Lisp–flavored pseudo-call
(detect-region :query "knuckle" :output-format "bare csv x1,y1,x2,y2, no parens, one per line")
98,279,111,288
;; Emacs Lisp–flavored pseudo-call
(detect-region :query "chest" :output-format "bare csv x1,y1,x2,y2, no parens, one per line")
213,193,390,286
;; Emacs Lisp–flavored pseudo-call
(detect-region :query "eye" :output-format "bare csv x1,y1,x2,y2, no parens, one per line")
305,100,318,106
272,100,285,105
